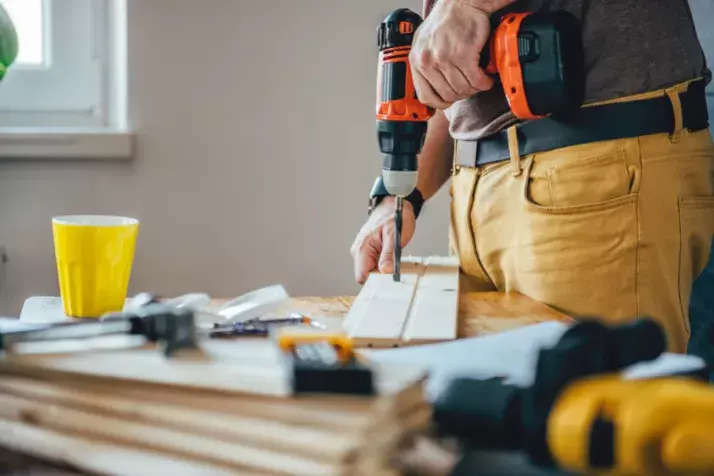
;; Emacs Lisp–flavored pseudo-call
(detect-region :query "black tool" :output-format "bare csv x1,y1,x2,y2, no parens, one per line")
275,330,375,396
432,318,668,467
1,303,198,357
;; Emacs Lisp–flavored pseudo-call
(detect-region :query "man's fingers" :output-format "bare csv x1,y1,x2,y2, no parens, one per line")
439,63,478,97
419,62,458,105
459,59,494,92
378,223,395,274
354,232,381,285
412,67,450,110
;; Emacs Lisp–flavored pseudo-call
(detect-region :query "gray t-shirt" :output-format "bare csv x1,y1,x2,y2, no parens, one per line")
424,0,711,140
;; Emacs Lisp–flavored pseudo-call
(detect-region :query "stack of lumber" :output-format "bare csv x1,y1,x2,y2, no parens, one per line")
343,256,460,348
0,338,429,475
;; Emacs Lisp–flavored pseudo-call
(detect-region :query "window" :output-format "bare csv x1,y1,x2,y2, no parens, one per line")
0,0,131,159
2,0,45,66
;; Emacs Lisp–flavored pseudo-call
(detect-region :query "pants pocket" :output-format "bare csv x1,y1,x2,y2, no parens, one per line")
678,195,714,334
517,159,639,321
527,149,639,209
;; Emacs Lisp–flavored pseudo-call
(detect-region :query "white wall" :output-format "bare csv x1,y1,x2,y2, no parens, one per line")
0,0,451,314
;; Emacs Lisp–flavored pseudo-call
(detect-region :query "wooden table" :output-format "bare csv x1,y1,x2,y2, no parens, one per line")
277,291,572,337
2,292,572,475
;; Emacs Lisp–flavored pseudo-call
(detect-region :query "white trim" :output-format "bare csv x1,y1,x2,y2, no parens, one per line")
0,0,133,160
0,128,134,159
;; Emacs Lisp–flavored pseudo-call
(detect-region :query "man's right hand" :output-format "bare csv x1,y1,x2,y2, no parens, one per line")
350,197,416,285
410,0,495,109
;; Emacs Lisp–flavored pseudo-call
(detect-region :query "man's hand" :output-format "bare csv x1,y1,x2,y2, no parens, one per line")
350,197,416,285
410,0,494,109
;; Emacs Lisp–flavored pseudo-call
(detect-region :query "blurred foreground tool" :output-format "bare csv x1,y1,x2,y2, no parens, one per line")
433,318,714,475
0,303,198,357
274,328,375,396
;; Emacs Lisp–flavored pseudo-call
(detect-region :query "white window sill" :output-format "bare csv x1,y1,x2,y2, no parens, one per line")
0,128,134,160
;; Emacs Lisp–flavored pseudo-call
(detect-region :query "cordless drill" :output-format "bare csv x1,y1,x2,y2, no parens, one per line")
375,8,435,282
374,8,583,281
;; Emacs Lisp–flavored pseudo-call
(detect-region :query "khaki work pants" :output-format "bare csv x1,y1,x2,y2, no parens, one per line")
449,80,714,353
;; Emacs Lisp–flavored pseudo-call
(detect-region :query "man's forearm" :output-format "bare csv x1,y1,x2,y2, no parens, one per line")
417,110,453,201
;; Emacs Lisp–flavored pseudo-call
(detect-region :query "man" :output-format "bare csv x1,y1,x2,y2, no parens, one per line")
351,0,714,353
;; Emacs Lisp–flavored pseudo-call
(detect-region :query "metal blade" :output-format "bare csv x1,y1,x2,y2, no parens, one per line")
394,196,403,282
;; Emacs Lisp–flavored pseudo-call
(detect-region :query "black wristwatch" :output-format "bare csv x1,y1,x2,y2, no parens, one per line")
368,175,425,219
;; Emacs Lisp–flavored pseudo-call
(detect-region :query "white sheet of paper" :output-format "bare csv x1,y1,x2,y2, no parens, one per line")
364,321,706,400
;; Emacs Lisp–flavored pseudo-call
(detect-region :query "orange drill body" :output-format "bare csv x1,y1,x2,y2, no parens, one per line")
482,11,584,120
375,8,435,180
376,44,434,123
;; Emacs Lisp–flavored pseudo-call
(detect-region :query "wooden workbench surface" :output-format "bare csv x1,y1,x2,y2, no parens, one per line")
279,291,572,337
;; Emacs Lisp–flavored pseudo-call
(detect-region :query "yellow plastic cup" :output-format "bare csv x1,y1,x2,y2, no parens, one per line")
52,215,139,318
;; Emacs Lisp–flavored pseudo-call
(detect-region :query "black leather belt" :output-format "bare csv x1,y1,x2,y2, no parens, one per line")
455,80,711,167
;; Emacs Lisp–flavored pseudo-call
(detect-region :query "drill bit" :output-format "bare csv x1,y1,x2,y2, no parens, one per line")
394,196,403,282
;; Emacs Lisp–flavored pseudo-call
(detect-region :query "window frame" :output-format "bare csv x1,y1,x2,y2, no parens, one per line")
0,0,132,159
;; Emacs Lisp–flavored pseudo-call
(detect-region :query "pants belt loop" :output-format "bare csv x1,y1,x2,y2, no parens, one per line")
507,125,521,176
665,81,689,143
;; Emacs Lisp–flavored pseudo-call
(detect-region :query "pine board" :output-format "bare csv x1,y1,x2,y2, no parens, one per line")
344,256,460,348
0,338,426,400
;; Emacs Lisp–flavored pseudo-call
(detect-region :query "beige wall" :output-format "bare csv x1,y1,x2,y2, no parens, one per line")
0,0,450,314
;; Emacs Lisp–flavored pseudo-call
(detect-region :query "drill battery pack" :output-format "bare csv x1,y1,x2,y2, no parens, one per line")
482,10,585,119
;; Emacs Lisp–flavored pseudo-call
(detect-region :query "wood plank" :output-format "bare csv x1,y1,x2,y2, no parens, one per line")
344,256,459,348
0,417,249,476
402,256,460,345
0,337,425,401
0,393,340,475
0,376,429,466
0,360,426,434
0,377,359,464
343,258,424,347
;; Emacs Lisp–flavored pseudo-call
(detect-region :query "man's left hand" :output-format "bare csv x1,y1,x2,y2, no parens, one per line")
410,0,495,109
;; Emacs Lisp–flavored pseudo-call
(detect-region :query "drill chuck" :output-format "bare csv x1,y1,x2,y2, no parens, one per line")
377,120,426,196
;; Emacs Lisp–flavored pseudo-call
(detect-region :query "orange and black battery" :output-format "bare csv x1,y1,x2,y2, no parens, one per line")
480,11,584,120
376,9,435,197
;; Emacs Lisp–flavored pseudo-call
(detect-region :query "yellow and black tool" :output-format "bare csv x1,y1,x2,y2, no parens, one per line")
432,318,712,475
273,328,375,396
549,375,714,475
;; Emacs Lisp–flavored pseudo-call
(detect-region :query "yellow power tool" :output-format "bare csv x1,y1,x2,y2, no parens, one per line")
433,318,712,476
549,376,714,476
